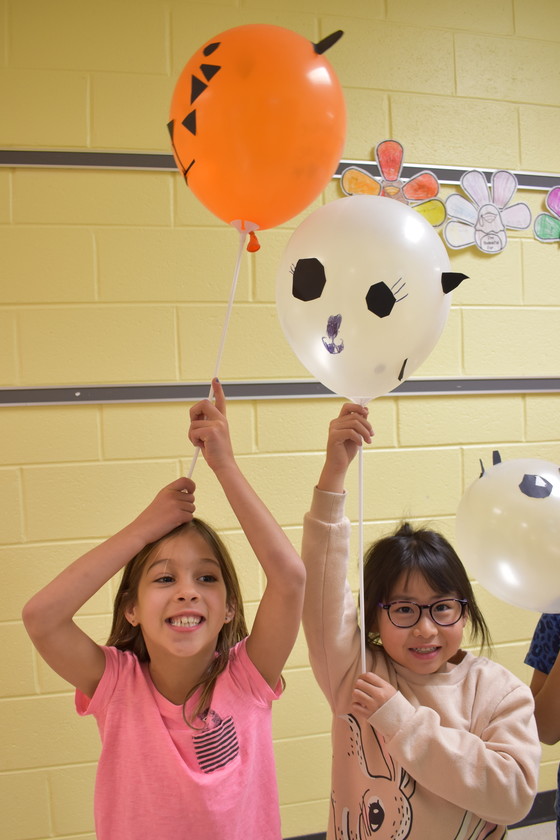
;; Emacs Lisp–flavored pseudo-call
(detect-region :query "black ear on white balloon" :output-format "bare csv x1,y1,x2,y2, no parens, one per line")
441,272,468,294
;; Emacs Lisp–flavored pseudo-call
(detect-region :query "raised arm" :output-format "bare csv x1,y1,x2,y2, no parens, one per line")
22,477,196,698
317,402,373,493
301,402,374,706
188,379,305,689
530,652,560,744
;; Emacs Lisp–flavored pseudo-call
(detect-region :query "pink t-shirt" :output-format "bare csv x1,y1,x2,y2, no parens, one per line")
76,639,282,840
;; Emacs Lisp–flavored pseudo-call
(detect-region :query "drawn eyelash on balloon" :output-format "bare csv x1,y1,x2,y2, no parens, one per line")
365,279,408,319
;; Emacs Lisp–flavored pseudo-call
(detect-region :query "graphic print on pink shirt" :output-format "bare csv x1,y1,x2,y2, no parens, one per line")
193,709,239,773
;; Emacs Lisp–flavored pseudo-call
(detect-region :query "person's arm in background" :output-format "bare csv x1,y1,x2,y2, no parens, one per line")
526,613,560,745
530,653,560,744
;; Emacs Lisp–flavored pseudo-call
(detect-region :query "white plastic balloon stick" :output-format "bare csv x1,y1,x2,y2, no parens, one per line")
187,223,256,478
358,443,366,673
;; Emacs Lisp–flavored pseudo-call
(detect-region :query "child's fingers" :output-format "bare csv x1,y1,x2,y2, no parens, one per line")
339,402,368,418
165,476,196,495
330,414,373,443
330,428,366,449
190,400,211,421
211,377,227,416
189,380,225,422
188,422,208,448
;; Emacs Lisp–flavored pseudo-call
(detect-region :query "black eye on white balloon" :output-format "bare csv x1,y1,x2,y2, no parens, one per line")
365,279,408,318
290,258,326,301
519,474,554,499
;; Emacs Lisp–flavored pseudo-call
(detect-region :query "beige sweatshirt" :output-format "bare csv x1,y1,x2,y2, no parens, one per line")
302,487,540,840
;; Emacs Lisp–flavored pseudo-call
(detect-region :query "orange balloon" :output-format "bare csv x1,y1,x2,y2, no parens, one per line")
168,24,346,231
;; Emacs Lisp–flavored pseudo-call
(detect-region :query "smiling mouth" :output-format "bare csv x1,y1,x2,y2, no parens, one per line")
410,646,439,654
167,616,203,628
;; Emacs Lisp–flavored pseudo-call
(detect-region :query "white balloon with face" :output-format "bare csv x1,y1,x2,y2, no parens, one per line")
456,456,560,613
276,195,463,403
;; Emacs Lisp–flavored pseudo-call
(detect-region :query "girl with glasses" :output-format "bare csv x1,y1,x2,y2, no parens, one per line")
302,402,540,840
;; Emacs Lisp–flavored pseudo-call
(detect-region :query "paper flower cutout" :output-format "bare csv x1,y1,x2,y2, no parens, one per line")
444,170,531,254
534,187,560,242
340,139,446,227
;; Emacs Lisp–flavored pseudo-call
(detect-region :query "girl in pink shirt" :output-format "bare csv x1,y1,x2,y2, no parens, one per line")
23,379,305,840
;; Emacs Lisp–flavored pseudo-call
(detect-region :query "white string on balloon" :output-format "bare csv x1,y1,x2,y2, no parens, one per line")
187,221,258,478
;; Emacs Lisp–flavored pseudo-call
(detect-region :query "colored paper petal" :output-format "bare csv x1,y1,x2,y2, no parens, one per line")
376,139,403,182
461,170,490,206
444,220,476,249
340,167,381,196
546,186,560,217
415,198,446,227
491,170,518,209
534,213,560,242
403,171,439,201
446,193,478,225
500,202,532,230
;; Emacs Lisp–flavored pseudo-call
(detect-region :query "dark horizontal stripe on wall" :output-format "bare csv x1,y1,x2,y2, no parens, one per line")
286,790,557,839
0,149,177,170
1,378,559,406
1,149,558,190
335,160,560,191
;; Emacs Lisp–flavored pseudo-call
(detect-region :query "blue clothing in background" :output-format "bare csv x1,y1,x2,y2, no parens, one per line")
525,613,560,840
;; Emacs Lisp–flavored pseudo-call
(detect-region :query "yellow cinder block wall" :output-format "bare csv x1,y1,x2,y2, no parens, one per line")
1,1,559,838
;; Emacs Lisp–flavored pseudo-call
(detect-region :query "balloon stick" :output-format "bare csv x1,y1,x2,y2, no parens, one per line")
187,223,255,478
358,443,366,673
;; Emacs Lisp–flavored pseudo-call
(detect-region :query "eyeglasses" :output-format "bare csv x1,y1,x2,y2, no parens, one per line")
378,598,468,628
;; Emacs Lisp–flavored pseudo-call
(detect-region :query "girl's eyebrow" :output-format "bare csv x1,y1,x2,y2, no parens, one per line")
146,556,221,574
146,558,173,575
389,592,449,602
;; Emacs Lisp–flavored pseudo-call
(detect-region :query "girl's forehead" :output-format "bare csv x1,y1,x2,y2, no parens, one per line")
145,530,219,569
389,570,446,600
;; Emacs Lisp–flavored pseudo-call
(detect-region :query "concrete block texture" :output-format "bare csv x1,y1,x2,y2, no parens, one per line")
514,0,560,41
455,32,560,107
0,68,88,147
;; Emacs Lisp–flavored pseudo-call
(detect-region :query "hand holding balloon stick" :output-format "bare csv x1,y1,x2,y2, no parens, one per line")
276,195,468,666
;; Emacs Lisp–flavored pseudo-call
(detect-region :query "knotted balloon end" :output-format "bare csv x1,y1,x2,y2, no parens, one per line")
247,231,261,252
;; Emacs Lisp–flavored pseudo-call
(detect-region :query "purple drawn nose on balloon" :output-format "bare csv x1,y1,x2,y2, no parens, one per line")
322,314,344,354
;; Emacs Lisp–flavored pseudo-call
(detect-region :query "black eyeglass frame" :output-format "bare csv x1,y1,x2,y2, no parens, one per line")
378,598,468,628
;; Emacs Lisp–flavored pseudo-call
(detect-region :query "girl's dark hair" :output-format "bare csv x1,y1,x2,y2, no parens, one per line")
363,522,491,653
106,518,248,724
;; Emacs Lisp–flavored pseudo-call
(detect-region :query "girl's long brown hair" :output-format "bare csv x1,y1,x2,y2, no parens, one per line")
107,518,248,725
